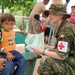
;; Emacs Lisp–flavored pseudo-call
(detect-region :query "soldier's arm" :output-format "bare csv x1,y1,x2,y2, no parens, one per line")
55,27,74,59
45,26,74,60
32,47,64,60
32,26,74,60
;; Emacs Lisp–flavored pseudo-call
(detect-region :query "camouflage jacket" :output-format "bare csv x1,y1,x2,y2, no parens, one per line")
54,20,75,59
54,20,75,69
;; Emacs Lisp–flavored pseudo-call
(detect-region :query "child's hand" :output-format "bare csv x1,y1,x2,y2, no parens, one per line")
21,30,28,35
0,58,6,71
6,52,14,61
32,47,43,54
41,26,44,29
15,30,28,35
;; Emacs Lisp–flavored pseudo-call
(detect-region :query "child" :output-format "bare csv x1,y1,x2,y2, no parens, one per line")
0,13,25,75
40,10,50,32
40,10,50,43
68,5,75,25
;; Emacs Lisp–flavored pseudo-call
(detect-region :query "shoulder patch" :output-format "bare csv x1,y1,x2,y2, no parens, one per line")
59,34,65,38
58,41,68,53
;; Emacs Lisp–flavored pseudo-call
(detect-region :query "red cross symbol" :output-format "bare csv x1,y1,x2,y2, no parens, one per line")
58,42,65,50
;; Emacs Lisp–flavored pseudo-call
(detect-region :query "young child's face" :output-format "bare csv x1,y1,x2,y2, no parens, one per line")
1,20,15,31
71,8,75,14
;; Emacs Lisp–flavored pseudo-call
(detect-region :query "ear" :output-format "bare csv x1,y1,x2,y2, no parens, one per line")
60,14,64,18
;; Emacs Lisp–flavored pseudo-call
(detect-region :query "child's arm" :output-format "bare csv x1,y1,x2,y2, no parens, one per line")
40,20,44,29
15,31,28,35
2,49,14,61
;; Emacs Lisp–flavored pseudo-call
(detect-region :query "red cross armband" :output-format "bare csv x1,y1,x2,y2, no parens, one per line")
57,41,68,53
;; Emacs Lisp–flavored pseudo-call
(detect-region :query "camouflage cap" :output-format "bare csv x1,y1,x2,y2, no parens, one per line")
49,4,70,18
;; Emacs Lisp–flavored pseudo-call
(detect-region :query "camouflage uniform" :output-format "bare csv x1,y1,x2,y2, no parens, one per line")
28,16,41,34
38,4,75,75
38,20,75,75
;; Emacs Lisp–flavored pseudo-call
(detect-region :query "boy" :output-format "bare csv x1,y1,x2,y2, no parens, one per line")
40,10,50,31
68,5,75,25
0,13,25,75
40,10,50,43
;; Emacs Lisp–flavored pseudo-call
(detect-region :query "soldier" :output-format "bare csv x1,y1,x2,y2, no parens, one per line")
28,0,50,34
32,4,75,75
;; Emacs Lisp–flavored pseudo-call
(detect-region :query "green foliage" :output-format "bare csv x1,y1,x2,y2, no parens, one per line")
0,0,36,15
15,18,23,29
0,0,36,30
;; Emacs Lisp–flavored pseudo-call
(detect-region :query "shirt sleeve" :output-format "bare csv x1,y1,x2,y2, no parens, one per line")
55,26,74,59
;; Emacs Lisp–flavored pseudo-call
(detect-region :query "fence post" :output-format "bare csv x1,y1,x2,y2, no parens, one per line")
25,20,29,32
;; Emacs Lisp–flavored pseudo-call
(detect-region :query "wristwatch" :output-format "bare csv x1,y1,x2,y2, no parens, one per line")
42,50,46,55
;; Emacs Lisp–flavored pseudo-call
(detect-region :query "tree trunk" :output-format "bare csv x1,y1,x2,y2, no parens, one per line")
2,4,4,14
22,10,25,30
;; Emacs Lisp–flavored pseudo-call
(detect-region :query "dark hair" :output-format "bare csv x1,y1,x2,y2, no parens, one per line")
66,0,70,3
47,0,50,1
1,13,15,23
44,0,50,1
34,14,40,20
71,5,75,8
44,10,49,17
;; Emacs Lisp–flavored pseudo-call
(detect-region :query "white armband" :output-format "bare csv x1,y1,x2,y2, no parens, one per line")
1,48,5,52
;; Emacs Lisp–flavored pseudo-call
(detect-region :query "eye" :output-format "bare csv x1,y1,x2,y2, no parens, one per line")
11,23,14,25
5,23,8,25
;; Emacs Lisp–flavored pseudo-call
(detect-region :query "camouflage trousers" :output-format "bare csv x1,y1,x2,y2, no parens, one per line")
37,57,75,75
28,15,40,34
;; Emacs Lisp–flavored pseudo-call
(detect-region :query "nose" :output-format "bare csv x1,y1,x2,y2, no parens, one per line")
49,14,52,17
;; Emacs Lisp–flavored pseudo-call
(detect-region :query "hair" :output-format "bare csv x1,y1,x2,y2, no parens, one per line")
44,10,49,17
43,0,50,5
34,14,40,20
66,0,70,3
44,0,50,1
1,13,15,23
71,5,75,8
